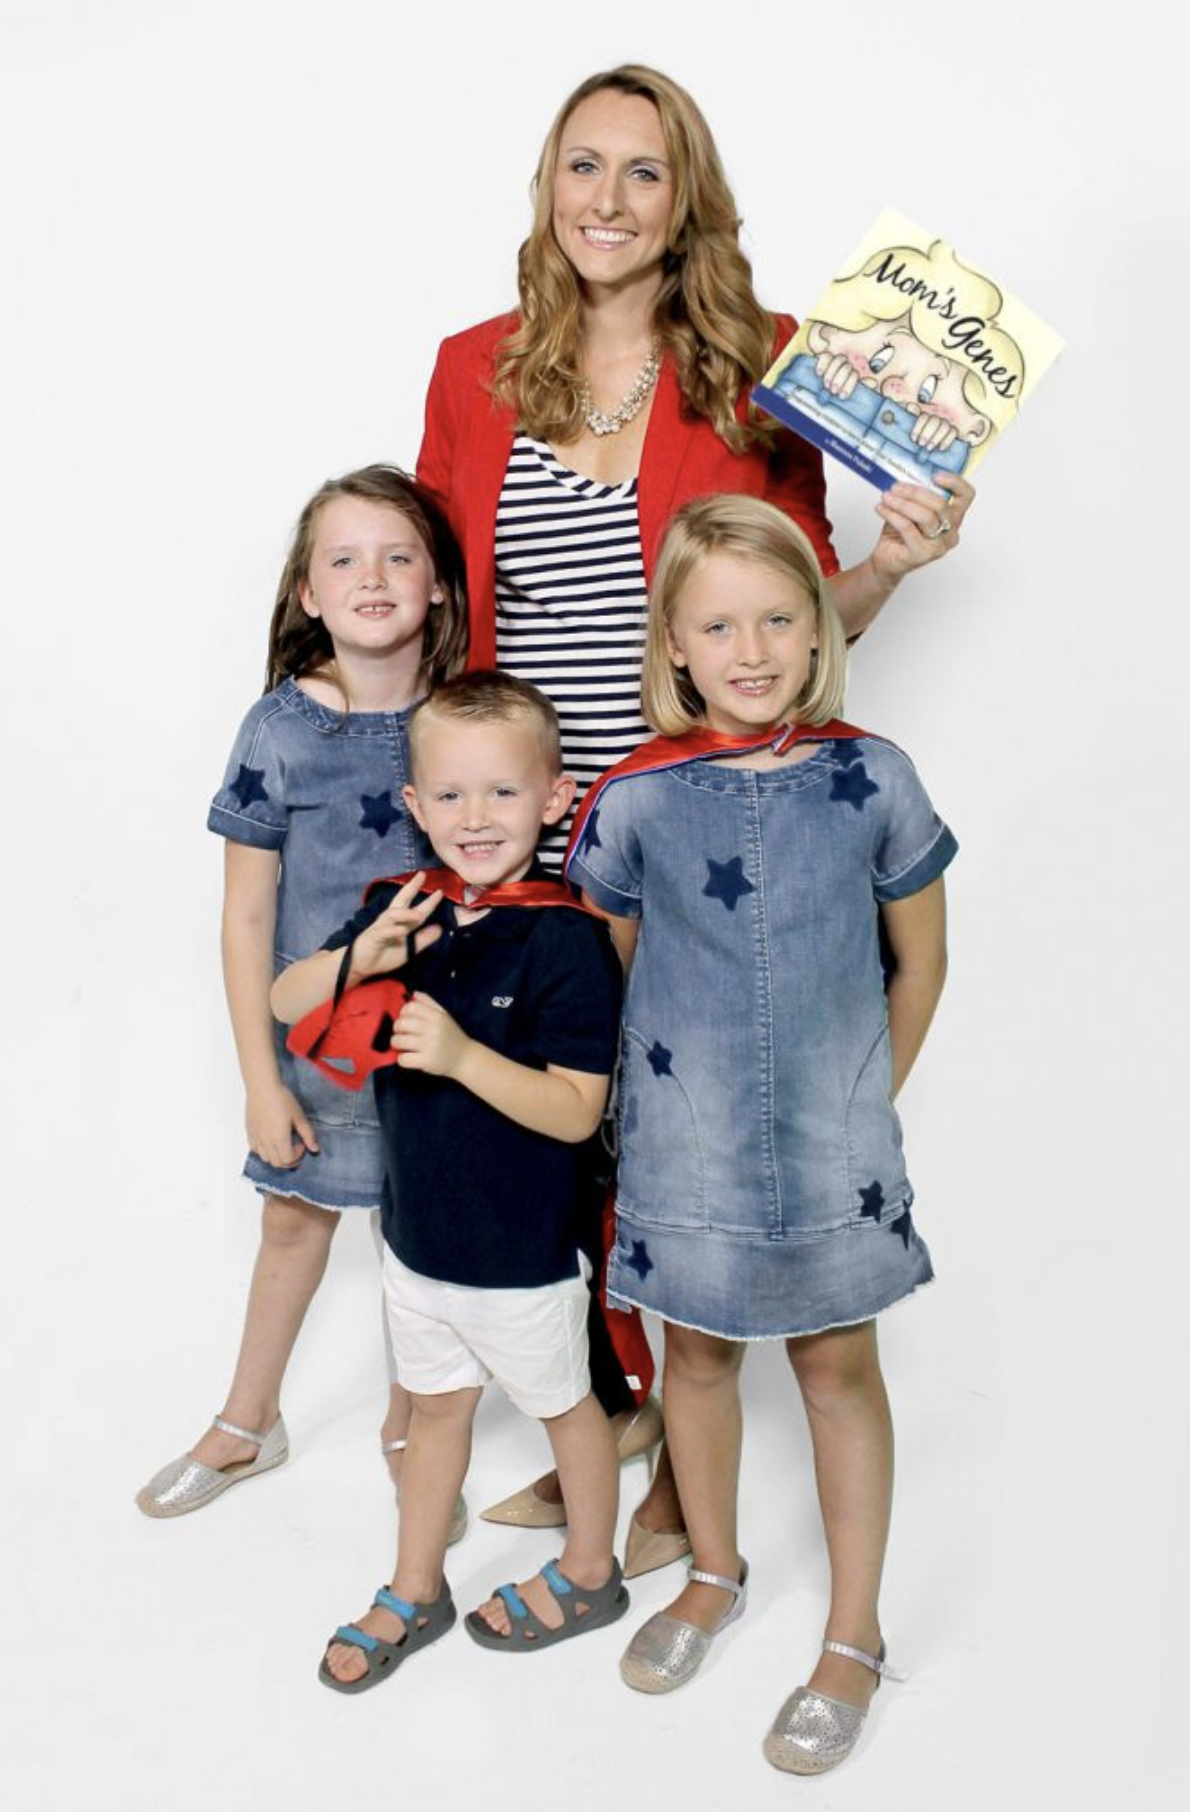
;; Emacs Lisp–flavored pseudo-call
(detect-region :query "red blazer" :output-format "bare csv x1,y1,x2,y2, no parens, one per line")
416,312,839,669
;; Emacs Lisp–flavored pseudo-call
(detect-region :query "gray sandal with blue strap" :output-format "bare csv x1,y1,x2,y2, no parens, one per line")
318,1578,456,1694
464,1557,628,1652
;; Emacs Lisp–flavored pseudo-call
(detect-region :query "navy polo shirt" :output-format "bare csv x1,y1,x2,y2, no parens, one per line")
325,868,623,1289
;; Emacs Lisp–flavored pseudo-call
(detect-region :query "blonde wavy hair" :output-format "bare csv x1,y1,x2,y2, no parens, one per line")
641,495,848,734
492,65,776,454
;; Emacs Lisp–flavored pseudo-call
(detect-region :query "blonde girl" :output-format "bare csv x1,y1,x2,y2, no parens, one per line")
566,494,957,1775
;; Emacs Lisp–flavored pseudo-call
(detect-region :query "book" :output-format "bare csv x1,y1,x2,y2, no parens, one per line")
753,208,1063,494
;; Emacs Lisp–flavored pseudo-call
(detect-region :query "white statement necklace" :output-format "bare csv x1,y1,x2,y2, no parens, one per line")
581,339,662,436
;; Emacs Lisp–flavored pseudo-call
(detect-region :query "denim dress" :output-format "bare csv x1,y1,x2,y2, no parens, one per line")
208,678,428,1210
568,734,958,1340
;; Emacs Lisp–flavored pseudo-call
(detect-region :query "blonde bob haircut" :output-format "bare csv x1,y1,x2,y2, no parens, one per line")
492,65,777,455
641,495,848,735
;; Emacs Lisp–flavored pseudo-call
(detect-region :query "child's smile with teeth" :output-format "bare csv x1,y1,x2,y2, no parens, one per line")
297,494,442,667
404,714,575,892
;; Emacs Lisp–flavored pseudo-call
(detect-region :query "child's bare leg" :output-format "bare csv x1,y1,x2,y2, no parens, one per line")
190,1194,339,1469
786,1320,893,1708
520,1409,679,1519
654,1323,746,1627
380,1381,414,1484
370,1209,414,1484
323,1385,480,1686
506,1293,683,1527
471,1393,619,1635
549,1393,619,1582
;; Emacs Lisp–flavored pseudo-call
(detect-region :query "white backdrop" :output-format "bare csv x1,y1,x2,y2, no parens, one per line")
3,2,1186,1808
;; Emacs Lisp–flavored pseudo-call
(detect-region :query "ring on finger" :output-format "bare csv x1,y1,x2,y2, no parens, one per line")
927,517,953,541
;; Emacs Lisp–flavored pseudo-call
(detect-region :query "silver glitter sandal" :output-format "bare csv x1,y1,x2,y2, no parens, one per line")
619,1560,748,1693
763,1639,905,1775
382,1437,468,1546
135,1414,288,1518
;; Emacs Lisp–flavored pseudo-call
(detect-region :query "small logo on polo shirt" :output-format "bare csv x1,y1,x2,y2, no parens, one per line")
492,996,513,1008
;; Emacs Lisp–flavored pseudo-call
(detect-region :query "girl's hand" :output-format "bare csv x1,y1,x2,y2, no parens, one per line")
390,992,470,1078
349,873,444,982
246,1082,320,1168
869,472,974,582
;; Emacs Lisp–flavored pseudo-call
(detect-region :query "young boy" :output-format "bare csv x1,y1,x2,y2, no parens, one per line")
272,672,627,1693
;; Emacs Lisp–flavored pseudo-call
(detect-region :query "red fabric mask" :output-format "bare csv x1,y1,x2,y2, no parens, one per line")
286,868,583,1091
286,975,413,1092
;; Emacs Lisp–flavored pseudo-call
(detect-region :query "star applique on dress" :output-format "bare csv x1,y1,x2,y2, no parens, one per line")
359,792,403,837
858,1180,885,1223
830,764,879,811
831,737,866,768
230,764,269,808
888,1206,914,1249
703,855,755,911
582,805,603,851
626,1240,654,1281
646,1041,673,1077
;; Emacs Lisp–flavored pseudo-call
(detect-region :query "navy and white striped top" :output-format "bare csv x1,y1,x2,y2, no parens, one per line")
494,435,650,868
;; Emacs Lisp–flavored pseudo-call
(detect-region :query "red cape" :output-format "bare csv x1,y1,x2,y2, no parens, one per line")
564,719,868,873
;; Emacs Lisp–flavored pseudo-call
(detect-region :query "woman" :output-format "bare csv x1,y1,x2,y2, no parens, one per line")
417,62,970,1574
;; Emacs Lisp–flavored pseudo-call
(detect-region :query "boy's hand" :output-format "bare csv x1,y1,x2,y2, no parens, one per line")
390,991,470,1078
246,1082,320,1167
350,873,443,982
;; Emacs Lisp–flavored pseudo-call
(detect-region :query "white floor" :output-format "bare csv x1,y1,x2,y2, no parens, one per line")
8,1196,1185,1812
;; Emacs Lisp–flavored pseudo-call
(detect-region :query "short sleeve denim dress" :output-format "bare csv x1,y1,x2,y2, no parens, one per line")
208,678,428,1210
568,734,958,1340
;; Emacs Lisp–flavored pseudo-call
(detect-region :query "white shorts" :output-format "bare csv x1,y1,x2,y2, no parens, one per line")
382,1246,592,1420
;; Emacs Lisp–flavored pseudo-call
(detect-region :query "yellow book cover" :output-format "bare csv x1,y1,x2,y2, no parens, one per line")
754,208,1064,493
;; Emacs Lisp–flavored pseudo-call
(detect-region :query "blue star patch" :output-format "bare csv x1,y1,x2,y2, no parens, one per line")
830,764,879,811
646,1040,673,1077
889,1207,914,1250
230,764,269,808
582,805,602,851
832,737,866,767
703,855,755,911
626,1239,654,1281
858,1180,885,1223
359,792,403,837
